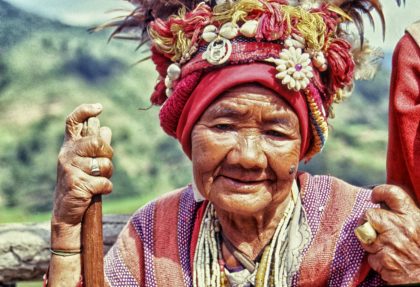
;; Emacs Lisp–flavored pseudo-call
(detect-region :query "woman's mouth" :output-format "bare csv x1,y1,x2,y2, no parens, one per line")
217,175,272,192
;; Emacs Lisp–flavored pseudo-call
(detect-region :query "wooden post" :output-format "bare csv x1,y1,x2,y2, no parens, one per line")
81,195,104,287
81,117,104,287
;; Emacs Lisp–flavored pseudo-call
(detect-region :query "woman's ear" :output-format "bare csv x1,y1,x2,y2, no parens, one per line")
289,164,297,175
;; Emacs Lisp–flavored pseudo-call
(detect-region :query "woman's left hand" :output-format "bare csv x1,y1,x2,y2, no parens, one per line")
361,185,420,285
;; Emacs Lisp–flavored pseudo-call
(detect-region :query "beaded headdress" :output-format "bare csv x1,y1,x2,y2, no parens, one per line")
97,0,403,160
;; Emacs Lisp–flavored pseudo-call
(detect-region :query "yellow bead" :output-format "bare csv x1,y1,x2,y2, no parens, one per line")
255,246,270,287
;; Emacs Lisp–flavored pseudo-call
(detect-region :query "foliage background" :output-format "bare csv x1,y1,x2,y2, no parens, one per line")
0,0,417,223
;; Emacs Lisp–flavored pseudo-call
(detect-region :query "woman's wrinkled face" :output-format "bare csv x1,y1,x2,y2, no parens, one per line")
191,84,301,215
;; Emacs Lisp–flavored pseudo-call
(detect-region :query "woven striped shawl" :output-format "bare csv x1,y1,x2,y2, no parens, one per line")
103,173,384,286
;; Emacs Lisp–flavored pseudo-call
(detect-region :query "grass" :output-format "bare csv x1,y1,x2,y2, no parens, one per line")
18,282,42,287
0,207,51,224
0,191,166,224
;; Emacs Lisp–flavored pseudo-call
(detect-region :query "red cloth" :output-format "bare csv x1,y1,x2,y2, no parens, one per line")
175,63,311,160
387,32,420,203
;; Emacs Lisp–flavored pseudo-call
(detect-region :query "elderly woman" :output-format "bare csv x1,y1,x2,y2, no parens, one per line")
47,0,420,286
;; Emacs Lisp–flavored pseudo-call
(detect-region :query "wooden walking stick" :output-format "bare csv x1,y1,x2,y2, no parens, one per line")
81,118,105,287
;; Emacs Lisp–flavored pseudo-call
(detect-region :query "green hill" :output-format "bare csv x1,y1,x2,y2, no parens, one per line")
0,0,68,50
0,0,192,219
0,0,391,222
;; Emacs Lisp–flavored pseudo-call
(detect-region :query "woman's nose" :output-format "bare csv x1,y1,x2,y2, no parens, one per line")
227,134,267,169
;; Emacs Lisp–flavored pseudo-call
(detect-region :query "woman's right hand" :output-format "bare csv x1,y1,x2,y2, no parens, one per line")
51,103,114,251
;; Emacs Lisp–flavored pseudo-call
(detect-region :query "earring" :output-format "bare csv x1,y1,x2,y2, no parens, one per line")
289,165,296,175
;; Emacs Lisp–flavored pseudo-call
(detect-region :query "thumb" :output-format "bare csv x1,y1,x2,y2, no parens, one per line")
371,184,415,214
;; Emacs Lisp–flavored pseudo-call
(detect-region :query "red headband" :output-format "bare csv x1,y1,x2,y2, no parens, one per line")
173,63,310,160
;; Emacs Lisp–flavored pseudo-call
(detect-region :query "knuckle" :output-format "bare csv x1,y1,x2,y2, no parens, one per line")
367,239,383,254
93,179,113,195
401,196,416,213
389,186,405,202
98,138,106,151
373,184,402,200
65,114,74,126
77,103,89,113
90,136,100,149
365,208,376,220
103,179,113,194
95,137,109,153
372,184,385,192
388,184,403,194
103,159,114,177
94,137,112,157
107,181,113,192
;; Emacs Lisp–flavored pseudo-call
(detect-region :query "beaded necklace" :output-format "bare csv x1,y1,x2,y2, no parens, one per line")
193,187,297,287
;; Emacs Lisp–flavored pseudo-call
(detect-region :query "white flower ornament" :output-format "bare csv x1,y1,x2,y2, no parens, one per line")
270,46,314,91
164,63,181,97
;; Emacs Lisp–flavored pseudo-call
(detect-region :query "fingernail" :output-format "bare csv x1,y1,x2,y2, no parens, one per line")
93,103,102,110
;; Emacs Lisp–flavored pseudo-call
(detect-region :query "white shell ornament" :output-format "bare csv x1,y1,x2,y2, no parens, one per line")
165,88,173,97
202,31,218,43
203,25,218,34
219,22,239,40
284,33,306,49
300,0,321,10
164,76,173,88
167,63,181,80
313,52,328,72
202,38,233,65
240,20,258,38
202,25,218,43
318,63,327,72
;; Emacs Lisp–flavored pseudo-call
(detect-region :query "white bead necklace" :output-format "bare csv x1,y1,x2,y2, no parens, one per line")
193,185,298,287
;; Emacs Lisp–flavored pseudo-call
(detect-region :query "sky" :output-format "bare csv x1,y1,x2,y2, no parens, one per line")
4,0,420,51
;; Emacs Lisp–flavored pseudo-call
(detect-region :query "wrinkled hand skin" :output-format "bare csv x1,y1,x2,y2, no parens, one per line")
362,185,420,285
51,103,114,250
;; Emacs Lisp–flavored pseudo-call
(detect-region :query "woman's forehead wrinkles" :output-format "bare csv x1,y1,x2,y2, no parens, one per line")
265,117,294,127
204,100,296,126
209,105,247,119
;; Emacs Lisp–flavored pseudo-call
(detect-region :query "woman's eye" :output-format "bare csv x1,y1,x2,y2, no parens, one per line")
214,124,233,131
265,130,285,138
